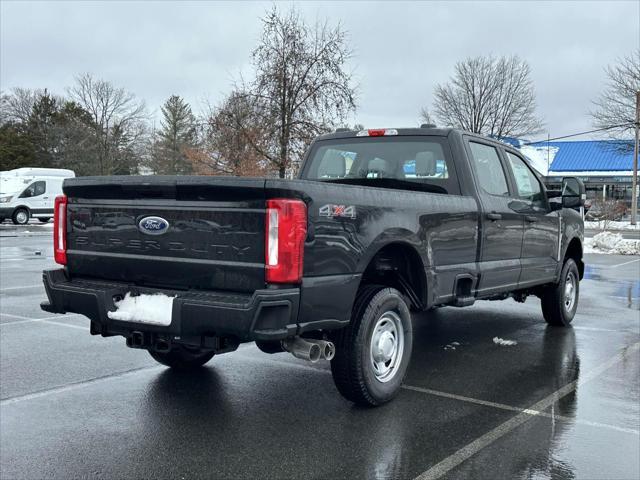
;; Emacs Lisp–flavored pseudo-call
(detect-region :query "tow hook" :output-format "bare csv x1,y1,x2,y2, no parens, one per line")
126,331,146,349
154,338,171,353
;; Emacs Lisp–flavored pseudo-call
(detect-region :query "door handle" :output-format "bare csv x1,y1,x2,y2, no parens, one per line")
525,216,538,223
487,212,502,221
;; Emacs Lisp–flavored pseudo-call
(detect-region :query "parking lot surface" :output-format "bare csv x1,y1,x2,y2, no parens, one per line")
1,224,639,479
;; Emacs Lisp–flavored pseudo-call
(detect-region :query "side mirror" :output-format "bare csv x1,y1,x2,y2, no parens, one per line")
561,177,585,209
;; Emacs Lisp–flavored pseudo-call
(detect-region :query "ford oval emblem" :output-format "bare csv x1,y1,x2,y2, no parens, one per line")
138,216,170,235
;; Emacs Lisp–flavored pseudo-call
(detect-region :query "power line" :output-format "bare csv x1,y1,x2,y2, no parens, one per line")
521,123,635,146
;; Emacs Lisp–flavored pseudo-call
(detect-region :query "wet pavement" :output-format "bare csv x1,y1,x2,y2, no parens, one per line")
1,230,639,479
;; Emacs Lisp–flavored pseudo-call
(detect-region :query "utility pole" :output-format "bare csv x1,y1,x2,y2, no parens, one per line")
632,90,639,225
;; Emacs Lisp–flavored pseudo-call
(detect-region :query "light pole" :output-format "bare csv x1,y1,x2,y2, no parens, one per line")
632,90,639,225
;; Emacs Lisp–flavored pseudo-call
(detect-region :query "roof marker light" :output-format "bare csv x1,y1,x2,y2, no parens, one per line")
356,129,399,137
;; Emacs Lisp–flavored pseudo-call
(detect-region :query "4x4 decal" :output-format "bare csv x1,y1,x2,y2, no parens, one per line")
319,204,356,219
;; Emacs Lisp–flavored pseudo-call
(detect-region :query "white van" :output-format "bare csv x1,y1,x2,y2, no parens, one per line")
0,168,76,225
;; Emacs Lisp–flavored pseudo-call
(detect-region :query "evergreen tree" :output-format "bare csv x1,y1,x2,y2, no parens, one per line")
26,91,59,167
0,123,37,170
152,95,196,174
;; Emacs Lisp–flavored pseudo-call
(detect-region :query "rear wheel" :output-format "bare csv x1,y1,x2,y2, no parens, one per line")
330,285,413,406
38,218,50,223
148,345,215,370
541,258,580,326
12,208,29,225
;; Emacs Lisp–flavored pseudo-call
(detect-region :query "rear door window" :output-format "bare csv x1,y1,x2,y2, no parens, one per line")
468,142,510,197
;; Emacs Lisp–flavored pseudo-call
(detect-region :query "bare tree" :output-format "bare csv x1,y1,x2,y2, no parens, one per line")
0,88,48,125
68,73,147,174
188,92,269,177
228,6,357,178
591,50,640,139
428,55,543,138
419,107,434,125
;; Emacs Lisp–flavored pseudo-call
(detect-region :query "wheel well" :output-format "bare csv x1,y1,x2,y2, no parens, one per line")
565,238,584,279
361,243,427,310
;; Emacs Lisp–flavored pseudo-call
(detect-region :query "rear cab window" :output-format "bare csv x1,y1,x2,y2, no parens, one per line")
301,136,461,195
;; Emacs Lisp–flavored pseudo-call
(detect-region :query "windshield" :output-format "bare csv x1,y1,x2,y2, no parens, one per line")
301,137,459,195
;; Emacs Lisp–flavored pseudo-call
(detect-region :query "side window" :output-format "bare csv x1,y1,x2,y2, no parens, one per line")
505,152,545,209
34,181,46,196
19,181,46,198
468,142,510,196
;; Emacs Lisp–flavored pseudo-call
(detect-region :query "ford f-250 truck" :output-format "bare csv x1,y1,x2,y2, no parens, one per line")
41,127,585,406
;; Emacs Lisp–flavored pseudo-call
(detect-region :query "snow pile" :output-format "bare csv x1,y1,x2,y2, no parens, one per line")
493,337,517,346
592,231,623,250
585,220,640,231
585,232,640,255
108,292,174,326
519,145,559,176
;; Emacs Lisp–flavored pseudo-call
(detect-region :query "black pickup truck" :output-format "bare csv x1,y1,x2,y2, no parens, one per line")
41,127,585,406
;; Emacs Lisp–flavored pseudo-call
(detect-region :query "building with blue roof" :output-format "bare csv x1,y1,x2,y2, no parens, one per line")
515,139,636,205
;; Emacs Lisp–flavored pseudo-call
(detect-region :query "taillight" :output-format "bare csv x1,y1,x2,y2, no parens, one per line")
53,195,67,265
265,199,307,284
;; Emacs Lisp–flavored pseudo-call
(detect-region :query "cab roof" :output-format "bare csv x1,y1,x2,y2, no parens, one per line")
315,127,455,141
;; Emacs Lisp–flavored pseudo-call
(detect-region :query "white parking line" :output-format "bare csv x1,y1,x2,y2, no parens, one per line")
0,366,162,406
413,342,640,479
402,385,639,436
0,284,43,292
0,312,84,329
608,258,640,269
572,326,628,333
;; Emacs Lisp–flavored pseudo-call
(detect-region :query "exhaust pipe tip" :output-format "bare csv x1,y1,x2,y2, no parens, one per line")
282,337,322,363
308,343,321,363
318,340,335,361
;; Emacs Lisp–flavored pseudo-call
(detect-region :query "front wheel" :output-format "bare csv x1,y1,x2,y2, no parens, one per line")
148,345,215,370
541,258,580,326
12,208,29,225
330,285,413,406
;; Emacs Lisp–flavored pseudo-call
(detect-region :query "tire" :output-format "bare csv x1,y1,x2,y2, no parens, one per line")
12,208,29,225
38,218,50,223
148,345,215,370
541,258,580,327
0,217,5,223
330,285,413,406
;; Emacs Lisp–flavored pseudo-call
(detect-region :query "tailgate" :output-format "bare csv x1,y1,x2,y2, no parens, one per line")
63,176,266,292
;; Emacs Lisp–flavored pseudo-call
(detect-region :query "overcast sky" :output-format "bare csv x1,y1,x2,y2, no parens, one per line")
1,0,638,141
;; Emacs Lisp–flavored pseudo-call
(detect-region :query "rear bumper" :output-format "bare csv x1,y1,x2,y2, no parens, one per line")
41,269,302,343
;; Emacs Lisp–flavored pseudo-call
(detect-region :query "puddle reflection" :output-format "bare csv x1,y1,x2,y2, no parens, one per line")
584,264,640,309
